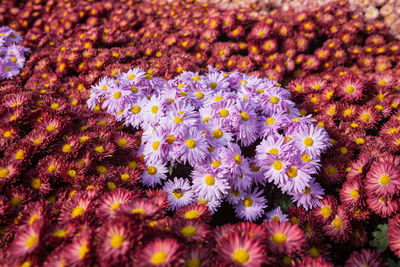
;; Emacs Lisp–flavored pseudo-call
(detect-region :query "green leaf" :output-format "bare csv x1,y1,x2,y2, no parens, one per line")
388,258,400,267
369,224,389,252
168,164,174,176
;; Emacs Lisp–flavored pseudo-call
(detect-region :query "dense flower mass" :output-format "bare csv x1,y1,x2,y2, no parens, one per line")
0,26,29,81
88,67,331,219
1,0,400,265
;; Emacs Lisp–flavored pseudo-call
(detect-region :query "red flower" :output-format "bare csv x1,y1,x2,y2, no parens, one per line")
264,221,305,255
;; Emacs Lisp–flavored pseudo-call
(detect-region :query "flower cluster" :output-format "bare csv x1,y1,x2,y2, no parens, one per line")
0,0,398,264
0,26,29,80
88,67,331,220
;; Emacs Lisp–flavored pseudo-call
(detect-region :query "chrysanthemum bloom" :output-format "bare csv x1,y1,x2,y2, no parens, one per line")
366,194,398,218
265,206,289,222
234,189,266,221
183,247,210,267
217,232,265,266
366,161,400,197
264,221,305,255
344,249,384,267
175,128,208,165
163,177,194,210
290,178,324,210
119,197,162,221
173,219,209,242
137,238,182,266
192,167,229,201
340,177,363,208
312,195,337,223
175,204,211,222
96,220,139,264
140,162,168,187
59,191,94,223
62,231,92,266
96,188,136,221
388,216,400,257
294,257,334,267
10,222,41,257
291,124,330,158
323,207,351,243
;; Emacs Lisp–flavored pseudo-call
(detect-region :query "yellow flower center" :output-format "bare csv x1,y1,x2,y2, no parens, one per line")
62,144,72,153
174,116,183,124
310,247,320,258
205,175,215,186
131,105,141,114
195,92,204,99
303,186,311,194
232,249,250,265
25,235,39,249
10,197,21,206
115,138,127,148
113,91,121,99
79,244,89,259
287,166,298,178
47,125,57,132
380,174,391,186
151,251,168,265
272,233,287,245
333,218,342,229
152,141,160,151
147,166,157,175
243,197,253,207
213,129,223,138
0,168,10,178
344,86,355,94
185,210,199,220
151,105,158,114
301,153,311,162
31,178,41,189
95,146,104,153
219,109,229,117
71,206,85,218
351,189,359,199
181,225,197,238
361,113,371,122
186,139,196,149
52,229,68,237
110,234,124,249
131,208,145,215
119,173,130,181
239,111,250,121
110,203,120,210
3,130,12,138
192,76,200,81
173,189,183,199
273,161,283,171
272,216,281,221
166,135,175,145
269,96,279,104
321,206,331,217
210,82,217,89
128,74,135,80
327,165,337,176
15,150,25,160
304,137,314,147
378,80,387,86
355,138,365,145
234,154,242,164
68,170,77,178
187,258,201,267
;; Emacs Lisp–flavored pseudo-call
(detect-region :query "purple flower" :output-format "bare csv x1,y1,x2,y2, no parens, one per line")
192,166,229,201
140,161,168,187
290,124,331,158
175,128,208,165
234,188,267,221
163,177,194,210
265,206,289,222
290,178,324,210
232,99,258,146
